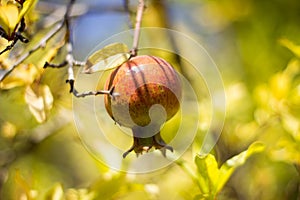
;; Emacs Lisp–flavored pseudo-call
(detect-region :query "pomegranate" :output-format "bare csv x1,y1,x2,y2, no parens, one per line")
104,55,182,158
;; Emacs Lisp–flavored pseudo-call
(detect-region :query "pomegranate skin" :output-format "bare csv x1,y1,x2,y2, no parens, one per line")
104,55,181,128
104,55,182,157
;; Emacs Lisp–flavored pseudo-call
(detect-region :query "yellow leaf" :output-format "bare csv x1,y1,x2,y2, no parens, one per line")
0,63,38,89
83,43,130,73
25,84,53,123
0,4,19,37
18,0,37,23
0,0,36,38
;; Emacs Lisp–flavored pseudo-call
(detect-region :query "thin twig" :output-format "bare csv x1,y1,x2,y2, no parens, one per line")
35,0,90,97
71,0,146,96
60,0,113,97
0,1,29,55
43,59,85,69
73,60,86,66
0,0,130,98
37,1,89,29
0,38,18,55
0,18,29,55
44,60,68,68
0,21,65,82
130,0,145,57
63,0,80,94
72,86,118,98
64,0,75,42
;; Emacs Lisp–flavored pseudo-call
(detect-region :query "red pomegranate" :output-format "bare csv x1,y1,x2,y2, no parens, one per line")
104,55,182,158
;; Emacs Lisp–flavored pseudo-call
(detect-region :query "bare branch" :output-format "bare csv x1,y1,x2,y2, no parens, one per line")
43,60,84,69
73,60,85,66
71,86,118,98
0,18,29,55
0,38,19,55
130,0,145,57
37,2,88,28
61,0,113,98
44,60,68,68
0,0,132,100
0,21,65,82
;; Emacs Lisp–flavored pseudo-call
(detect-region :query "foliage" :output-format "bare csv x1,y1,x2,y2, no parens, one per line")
0,0,300,200
0,0,36,39
194,142,265,200
82,42,130,74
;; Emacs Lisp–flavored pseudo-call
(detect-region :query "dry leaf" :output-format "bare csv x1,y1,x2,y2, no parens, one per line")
24,84,53,123
82,43,130,73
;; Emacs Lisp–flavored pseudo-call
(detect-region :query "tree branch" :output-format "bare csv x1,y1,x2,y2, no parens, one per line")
1,0,144,99
44,60,68,68
0,18,29,55
130,0,145,57
56,0,117,98
0,21,65,82
71,86,118,98
62,0,82,95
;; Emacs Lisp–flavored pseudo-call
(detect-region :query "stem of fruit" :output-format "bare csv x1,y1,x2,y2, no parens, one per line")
131,0,145,57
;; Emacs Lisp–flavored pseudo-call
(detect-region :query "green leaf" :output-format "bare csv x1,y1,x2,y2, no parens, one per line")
217,142,265,192
82,43,130,73
195,154,219,196
194,142,265,199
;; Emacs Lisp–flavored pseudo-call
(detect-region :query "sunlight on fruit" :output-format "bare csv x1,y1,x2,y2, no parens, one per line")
1,0,300,199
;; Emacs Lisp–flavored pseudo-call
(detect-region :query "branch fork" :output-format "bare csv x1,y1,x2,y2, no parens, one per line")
1,0,146,100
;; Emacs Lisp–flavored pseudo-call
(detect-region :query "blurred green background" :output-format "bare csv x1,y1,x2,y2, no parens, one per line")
0,0,300,199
